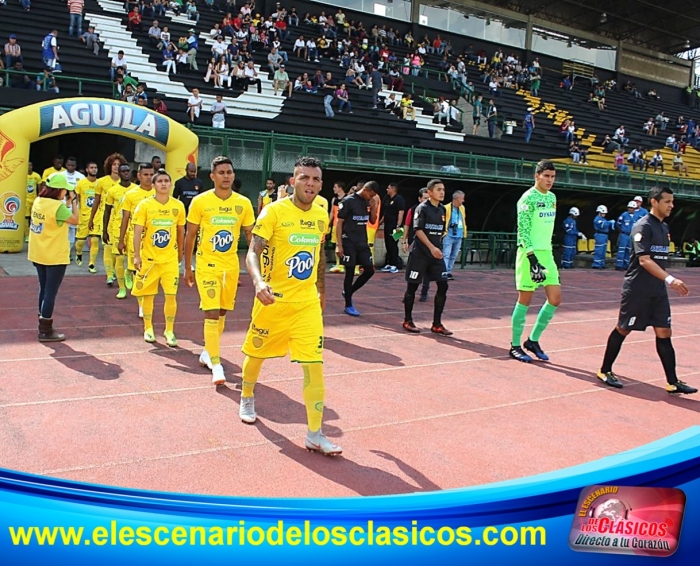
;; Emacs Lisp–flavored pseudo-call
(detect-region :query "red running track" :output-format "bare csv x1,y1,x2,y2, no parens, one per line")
1,268,699,497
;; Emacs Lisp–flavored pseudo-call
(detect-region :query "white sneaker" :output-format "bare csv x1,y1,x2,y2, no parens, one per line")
199,350,213,369
380,265,393,272
305,430,343,456
212,364,226,386
239,396,257,424
389,266,399,273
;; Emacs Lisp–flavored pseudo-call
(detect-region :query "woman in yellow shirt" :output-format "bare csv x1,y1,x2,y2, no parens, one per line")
27,174,79,342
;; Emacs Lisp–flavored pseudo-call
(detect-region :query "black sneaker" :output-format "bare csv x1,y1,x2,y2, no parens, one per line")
524,338,549,361
402,320,420,333
431,324,453,336
667,381,698,395
597,370,623,389
509,346,533,363
419,293,428,302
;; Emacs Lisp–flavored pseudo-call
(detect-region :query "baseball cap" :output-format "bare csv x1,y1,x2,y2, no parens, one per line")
46,173,73,191
527,107,533,111
9,34,17,40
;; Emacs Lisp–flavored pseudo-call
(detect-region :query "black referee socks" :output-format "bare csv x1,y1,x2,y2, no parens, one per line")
655,337,678,385
600,328,627,373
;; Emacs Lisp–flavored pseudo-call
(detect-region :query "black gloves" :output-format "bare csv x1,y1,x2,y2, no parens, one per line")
528,253,547,283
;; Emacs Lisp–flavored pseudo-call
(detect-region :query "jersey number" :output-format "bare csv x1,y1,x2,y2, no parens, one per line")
409,271,419,280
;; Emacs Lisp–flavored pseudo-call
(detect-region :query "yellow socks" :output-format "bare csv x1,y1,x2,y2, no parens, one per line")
164,295,177,333
141,295,155,333
218,315,226,336
103,244,115,279
204,319,220,366
88,236,100,266
302,363,325,432
75,239,86,256
115,256,126,290
241,355,263,398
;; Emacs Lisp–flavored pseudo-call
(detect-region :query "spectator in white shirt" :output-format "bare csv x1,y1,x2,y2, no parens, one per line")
187,87,203,122
244,61,262,93
306,39,318,62
110,50,127,81
148,21,161,46
157,27,170,50
210,94,227,128
294,36,307,60
211,35,227,58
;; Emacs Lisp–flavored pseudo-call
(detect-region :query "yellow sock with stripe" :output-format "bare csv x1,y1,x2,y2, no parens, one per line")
218,315,226,336
88,236,100,266
75,239,86,256
204,319,220,365
164,295,177,333
115,257,126,291
141,295,155,333
241,355,263,398
103,244,115,278
302,363,325,432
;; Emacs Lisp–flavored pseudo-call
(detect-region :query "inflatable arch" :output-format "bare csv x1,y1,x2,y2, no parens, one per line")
0,98,199,253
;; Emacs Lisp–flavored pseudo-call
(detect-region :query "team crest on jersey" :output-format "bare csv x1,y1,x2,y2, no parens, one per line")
286,251,314,280
172,208,179,217
252,337,263,349
207,288,216,298
235,205,243,215
318,220,326,233
135,281,143,290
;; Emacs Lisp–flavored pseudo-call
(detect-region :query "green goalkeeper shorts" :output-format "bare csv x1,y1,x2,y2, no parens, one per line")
515,248,560,291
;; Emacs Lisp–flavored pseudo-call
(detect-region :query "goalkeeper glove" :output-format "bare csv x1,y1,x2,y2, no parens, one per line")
527,253,547,283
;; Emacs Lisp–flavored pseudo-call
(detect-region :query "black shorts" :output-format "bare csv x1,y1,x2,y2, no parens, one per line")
618,292,671,331
341,241,372,268
473,116,481,125
405,251,447,284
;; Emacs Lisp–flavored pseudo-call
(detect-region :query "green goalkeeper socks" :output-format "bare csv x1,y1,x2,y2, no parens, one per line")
511,302,529,347
530,301,557,342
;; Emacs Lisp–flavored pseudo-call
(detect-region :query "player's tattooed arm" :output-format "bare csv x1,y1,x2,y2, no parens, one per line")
316,243,326,295
247,234,275,305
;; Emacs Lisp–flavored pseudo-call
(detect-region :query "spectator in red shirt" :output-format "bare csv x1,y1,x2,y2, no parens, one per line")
152,96,168,115
67,0,85,38
274,17,289,40
128,8,142,32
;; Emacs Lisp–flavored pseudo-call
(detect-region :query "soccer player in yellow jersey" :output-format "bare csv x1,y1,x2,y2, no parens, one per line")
240,156,341,456
118,163,155,318
184,156,254,385
89,153,126,286
132,170,186,346
103,164,137,299
41,155,64,181
25,162,42,243
74,162,102,275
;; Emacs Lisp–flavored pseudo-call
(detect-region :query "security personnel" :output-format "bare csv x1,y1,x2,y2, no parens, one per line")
402,179,452,336
561,207,583,269
592,205,615,269
632,195,648,224
615,201,637,270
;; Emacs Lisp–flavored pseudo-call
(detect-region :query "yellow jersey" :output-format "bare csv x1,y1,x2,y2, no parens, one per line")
41,166,64,181
253,196,326,303
132,196,186,265
95,175,120,197
26,172,42,215
314,194,329,212
259,189,276,210
121,186,155,243
27,197,71,265
74,177,100,226
187,189,255,271
105,182,137,240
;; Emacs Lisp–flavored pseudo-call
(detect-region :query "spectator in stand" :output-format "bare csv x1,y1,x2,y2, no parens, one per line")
666,134,680,152
36,67,59,93
162,42,176,74
4,35,23,70
186,1,200,24
128,7,142,32
613,125,629,147
110,50,128,81
614,150,629,174
401,94,416,120
648,88,659,100
186,29,199,70
244,60,262,93
210,94,227,128
647,150,665,174
267,47,282,77
134,83,147,105
293,35,307,60
273,64,291,96
9,61,34,89
152,96,168,115
324,91,335,118
156,26,170,49
523,106,535,143
672,153,690,177
42,30,59,70
345,67,365,89
486,99,497,138
187,87,203,123
215,56,231,88
628,147,646,171
148,20,161,46
288,7,299,26
369,64,382,108
67,0,84,38
643,117,657,136
80,26,101,56
336,83,352,113
122,84,136,103
656,111,668,131
384,93,400,116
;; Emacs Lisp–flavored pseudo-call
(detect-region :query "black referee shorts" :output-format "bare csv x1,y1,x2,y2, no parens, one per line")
617,292,671,331
340,241,372,269
405,252,447,284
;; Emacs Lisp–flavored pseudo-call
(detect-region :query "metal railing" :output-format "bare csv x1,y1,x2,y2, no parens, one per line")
190,126,700,198
0,68,116,97
459,232,517,269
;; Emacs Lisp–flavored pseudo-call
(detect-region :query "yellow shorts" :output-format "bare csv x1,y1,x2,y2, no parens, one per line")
367,227,377,245
110,231,124,255
196,266,239,311
76,221,92,240
241,299,323,363
131,261,180,296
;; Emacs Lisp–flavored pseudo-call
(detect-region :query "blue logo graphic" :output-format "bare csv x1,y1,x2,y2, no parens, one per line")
86,196,95,208
152,229,171,248
38,101,170,146
285,251,314,280
210,230,233,252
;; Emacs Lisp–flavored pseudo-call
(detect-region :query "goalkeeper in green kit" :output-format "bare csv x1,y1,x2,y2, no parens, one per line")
509,160,562,363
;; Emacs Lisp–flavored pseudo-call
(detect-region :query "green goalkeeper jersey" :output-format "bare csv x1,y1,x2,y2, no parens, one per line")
516,187,556,253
